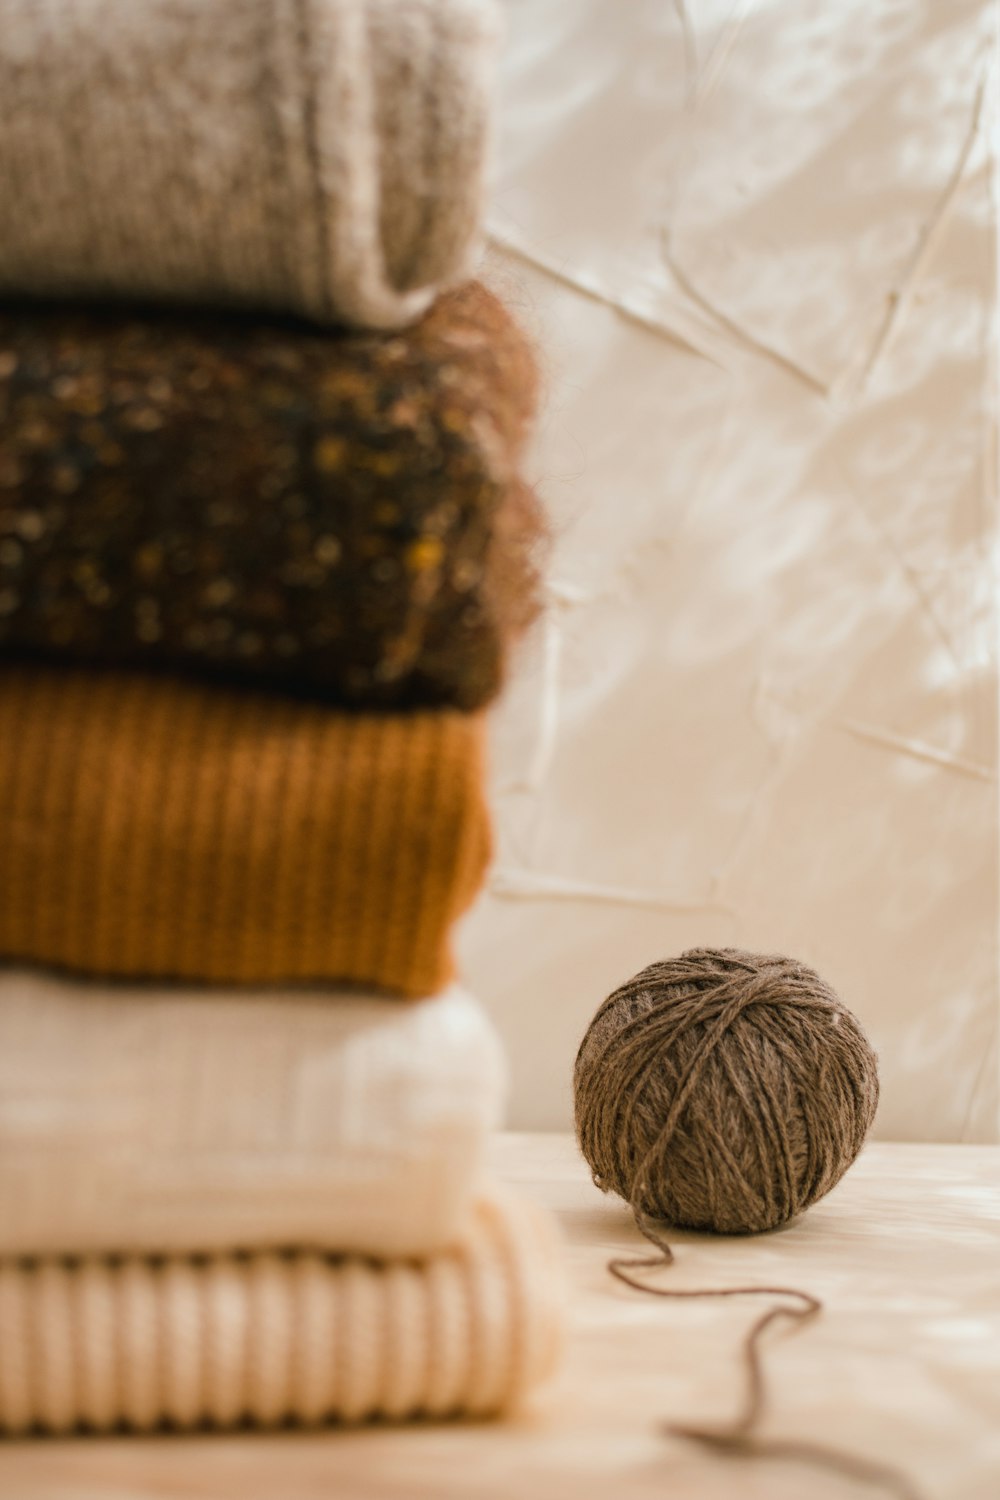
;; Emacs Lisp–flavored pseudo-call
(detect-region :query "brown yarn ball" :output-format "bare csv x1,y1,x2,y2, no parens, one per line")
574,948,879,1235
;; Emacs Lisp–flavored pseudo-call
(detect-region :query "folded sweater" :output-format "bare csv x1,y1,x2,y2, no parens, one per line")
0,0,503,330
0,1188,565,1433
0,972,506,1259
0,284,544,711
0,666,490,994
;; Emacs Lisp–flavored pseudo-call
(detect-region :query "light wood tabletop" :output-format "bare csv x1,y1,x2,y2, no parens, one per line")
1,1132,998,1500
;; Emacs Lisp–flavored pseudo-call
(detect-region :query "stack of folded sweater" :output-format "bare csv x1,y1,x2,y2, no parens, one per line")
0,0,564,1434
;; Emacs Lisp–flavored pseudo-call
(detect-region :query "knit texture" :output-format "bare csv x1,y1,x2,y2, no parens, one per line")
0,972,507,1258
0,666,491,994
0,284,544,711
0,0,503,330
0,1188,565,1433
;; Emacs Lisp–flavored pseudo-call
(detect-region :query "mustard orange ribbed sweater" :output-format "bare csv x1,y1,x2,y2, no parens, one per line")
0,666,491,995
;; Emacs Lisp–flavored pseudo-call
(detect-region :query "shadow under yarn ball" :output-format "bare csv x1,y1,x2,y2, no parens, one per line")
574,949,880,1236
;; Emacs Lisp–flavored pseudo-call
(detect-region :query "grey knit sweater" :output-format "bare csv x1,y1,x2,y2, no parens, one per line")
0,0,502,329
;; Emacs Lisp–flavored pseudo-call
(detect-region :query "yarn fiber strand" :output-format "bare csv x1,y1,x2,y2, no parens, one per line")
574,949,921,1500
608,1223,923,1500
574,948,879,1235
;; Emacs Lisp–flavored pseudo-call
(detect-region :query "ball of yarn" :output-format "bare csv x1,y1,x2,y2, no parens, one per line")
574,948,879,1235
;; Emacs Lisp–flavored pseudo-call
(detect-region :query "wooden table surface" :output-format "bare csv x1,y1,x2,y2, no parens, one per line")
1,1132,998,1500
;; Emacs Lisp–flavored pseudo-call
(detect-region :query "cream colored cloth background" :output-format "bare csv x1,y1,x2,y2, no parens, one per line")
462,0,999,1141
0,973,506,1257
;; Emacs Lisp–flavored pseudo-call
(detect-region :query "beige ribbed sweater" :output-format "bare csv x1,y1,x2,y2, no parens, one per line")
0,1190,565,1433
0,0,502,329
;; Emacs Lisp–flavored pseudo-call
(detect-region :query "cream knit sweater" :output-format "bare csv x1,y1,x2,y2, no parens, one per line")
0,1189,566,1432
0,0,502,328
0,972,506,1259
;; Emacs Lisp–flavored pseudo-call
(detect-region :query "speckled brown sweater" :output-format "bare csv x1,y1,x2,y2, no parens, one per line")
0,283,545,710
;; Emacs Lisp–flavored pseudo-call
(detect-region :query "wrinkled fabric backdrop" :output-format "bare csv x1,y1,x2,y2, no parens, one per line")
460,0,999,1141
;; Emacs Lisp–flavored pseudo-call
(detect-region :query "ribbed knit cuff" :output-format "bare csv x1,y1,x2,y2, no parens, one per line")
0,1189,566,1433
0,666,491,995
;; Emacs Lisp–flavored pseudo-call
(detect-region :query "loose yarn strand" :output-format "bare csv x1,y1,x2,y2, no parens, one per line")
576,951,916,1500
609,1210,925,1500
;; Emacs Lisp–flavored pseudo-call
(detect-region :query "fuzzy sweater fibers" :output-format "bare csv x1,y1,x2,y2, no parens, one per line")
0,0,502,329
0,284,544,710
